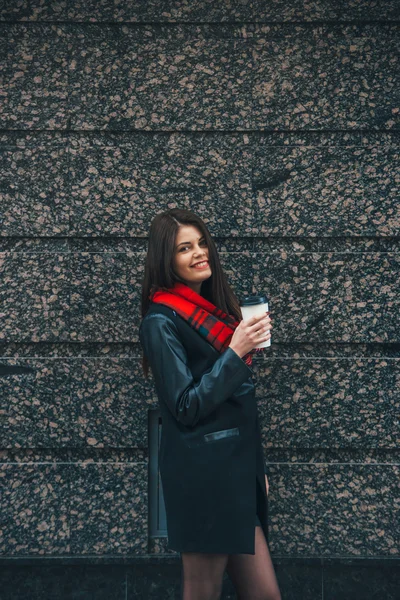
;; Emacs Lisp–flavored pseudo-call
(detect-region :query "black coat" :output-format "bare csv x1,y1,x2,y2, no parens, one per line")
139,302,269,554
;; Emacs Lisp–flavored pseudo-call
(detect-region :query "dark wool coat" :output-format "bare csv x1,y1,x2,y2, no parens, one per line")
139,302,269,554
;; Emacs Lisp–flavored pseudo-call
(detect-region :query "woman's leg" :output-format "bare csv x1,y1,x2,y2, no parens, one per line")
226,526,281,600
180,552,229,600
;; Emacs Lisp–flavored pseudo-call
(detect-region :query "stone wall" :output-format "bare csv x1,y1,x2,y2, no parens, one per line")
0,1,399,598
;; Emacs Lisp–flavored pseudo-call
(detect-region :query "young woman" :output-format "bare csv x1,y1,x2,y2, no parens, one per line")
139,208,281,600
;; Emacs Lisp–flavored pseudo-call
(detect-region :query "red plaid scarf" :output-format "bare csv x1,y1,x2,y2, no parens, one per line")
150,282,259,366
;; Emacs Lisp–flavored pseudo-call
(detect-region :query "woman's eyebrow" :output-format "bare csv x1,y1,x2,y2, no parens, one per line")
176,236,205,247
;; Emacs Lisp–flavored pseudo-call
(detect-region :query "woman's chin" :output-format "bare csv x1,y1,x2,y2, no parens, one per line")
192,270,211,279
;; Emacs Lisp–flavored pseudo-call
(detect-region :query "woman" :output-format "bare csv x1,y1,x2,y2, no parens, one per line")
139,208,281,600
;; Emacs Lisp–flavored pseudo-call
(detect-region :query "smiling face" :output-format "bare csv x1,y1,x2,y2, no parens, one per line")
173,225,212,294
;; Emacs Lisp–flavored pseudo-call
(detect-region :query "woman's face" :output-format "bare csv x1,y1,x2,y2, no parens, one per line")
173,225,212,293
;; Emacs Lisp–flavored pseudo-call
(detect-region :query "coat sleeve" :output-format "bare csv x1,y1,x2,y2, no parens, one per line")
139,313,253,428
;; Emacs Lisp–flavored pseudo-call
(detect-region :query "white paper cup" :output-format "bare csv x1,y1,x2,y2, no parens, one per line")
240,295,270,349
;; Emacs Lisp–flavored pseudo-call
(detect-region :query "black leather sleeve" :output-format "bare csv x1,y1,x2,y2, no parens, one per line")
139,313,253,428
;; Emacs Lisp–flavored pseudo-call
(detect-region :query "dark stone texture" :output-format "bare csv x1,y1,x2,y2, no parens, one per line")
323,559,400,600
0,564,127,600
0,133,69,237
69,359,154,448
253,24,399,130
0,463,70,555
0,362,72,447
69,23,400,131
0,449,147,463
2,1,399,22
0,24,69,129
252,133,400,236
0,461,148,555
337,0,400,22
266,464,399,556
1,131,398,238
69,25,253,130
127,561,182,599
0,358,153,448
0,253,70,342
273,560,322,600
252,251,399,342
69,251,144,342
69,133,253,236
69,0,337,23
68,462,148,554
0,23,396,132
0,0,68,21
254,356,399,448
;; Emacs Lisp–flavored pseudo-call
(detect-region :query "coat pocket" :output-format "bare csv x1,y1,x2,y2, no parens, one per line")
203,427,240,443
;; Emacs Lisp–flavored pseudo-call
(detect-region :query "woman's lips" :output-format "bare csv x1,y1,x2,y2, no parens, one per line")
191,261,209,270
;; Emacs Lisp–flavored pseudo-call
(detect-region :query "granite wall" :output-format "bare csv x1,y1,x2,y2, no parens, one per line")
0,1,399,599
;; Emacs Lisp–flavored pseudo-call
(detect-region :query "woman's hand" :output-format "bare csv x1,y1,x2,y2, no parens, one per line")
265,474,269,496
229,312,273,358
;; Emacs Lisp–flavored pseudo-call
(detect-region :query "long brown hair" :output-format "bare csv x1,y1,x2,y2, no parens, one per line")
140,208,242,378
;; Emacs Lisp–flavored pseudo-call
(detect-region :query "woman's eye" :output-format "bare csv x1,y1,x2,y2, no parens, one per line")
179,240,206,252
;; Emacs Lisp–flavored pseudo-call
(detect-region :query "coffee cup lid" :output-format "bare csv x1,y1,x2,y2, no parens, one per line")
240,295,268,306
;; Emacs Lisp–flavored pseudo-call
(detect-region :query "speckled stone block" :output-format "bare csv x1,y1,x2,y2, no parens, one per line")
0,358,154,448
0,253,70,342
266,464,399,556
68,0,156,22
252,133,400,236
0,461,148,556
251,251,400,342
69,358,156,448
114,0,338,22
69,251,144,342
337,0,400,21
253,25,399,130
69,462,148,554
0,1,68,21
0,463,70,555
254,357,399,448
4,1,399,23
0,133,69,236
66,0,337,23
0,24,69,129
69,25,253,130
0,364,72,447
69,133,253,236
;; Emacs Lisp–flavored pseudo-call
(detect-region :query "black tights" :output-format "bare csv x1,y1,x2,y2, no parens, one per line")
180,526,281,600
